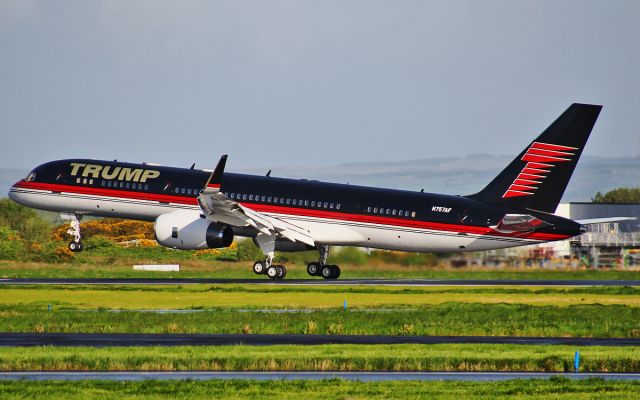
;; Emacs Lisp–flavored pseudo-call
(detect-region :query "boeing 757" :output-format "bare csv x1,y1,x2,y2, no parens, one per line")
9,103,616,279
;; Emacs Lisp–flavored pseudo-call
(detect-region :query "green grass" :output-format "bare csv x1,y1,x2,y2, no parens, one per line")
2,283,640,310
0,344,639,372
1,259,639,280
3,302,640,338
1,377,639,400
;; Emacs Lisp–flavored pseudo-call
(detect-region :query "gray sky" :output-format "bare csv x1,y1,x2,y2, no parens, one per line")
1,0,639,172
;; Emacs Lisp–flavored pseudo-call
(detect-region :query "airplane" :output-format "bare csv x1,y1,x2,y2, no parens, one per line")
9,103,621,280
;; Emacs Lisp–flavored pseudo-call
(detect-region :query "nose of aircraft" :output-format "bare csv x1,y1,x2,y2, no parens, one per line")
7,180,23,203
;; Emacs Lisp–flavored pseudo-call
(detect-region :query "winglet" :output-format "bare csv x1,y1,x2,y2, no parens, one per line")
204,155,228,190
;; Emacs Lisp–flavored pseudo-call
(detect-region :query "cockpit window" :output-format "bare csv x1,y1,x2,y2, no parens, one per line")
25,171,36,182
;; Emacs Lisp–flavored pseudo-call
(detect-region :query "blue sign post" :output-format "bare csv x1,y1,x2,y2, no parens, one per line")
574,351,580,372
343,298,347,311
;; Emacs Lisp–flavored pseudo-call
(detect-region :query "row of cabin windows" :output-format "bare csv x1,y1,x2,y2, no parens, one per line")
97,179,149,191
224,192,341,210
173,187,198,195
366,206,416,218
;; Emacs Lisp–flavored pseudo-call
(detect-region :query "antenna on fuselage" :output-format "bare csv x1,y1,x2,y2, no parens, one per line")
420,189,424,193
266,170,271,177
190,163,196,170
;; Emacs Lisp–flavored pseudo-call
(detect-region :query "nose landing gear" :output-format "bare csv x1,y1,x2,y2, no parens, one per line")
62,213,84,252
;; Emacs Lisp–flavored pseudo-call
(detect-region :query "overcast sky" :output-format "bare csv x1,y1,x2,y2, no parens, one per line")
1,0,639,172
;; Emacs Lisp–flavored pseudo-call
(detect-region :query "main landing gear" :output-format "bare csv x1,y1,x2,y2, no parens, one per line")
307,245,340,280
62,213,84,252
251,233,287,280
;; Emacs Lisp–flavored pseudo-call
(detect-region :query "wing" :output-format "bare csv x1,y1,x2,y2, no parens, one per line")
196,155,315,247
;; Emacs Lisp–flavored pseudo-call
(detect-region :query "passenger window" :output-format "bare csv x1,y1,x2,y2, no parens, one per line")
292,199,297,205
268,196,272,202
323,202,328,208
107,181,112,187
392,209,397,215
386,209,390,215
126,182,131,189
373,207,378,213
181,187,186,194
120,182,125,188
249,194,254,200
336,204,341,210
261,195,266,202
175,187,180,193
242,194,247,200
101,180,105,186
280,198,285,204
144,184,149,191
380,208,385,214
330,203,334,209
311,201,316,207
286,198,291,205
405,211,410,217
411,211,416,218
82,178,87,184
367,207,372,213
304,200,309,206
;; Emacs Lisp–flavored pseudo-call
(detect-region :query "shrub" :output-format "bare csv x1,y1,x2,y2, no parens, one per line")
236,239,262,261
0,227,24,260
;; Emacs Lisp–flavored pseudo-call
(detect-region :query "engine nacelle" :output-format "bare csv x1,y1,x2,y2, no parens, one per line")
155,210,233,250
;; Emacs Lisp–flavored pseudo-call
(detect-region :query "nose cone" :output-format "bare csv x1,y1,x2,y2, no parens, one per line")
8,180,24,204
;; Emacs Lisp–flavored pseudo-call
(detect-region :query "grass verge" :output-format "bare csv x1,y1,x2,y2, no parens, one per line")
0,344,639,372
1,260,639,280
0,377,639,400
2,303,640,337
2,283,640,309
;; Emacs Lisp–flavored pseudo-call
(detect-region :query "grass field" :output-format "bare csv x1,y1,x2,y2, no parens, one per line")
2,302,640,337
0,344,639,372
2,283,640,310
1,260,639,280
1,377,639,399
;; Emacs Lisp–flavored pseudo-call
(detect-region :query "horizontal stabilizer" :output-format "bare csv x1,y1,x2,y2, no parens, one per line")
576,217,636,225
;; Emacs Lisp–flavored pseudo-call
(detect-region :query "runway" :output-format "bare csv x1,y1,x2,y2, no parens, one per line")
0,371,639,382
2,333,639,347
1,278,639,286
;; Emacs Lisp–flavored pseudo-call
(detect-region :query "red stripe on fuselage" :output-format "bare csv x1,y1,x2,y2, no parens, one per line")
15,181,570,241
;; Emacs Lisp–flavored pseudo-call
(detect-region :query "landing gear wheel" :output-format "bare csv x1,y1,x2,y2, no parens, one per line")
321,265,341,280
307,262,320,277
68,241,81,252
253,261,266,275
266,266,280,280
276,265,287,279
77,241,84,252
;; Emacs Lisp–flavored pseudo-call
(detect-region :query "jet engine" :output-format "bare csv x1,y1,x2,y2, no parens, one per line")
155,210,233,250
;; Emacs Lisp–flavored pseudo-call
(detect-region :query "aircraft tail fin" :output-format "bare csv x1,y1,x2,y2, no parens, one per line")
467,103,602,213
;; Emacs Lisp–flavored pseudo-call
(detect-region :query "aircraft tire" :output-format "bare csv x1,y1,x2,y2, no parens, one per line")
321,265,333,280
77,241,84,252
330,265,340,280
276,265,287,279
307,262,320,277
68,241,79,252
253,261,266,275
266,266,279,280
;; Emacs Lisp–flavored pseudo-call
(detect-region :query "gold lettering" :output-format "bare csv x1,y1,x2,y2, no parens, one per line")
69,163,85,176
140,170,160,183
101,166,121,180
82,164,103,178
118,168,143,182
